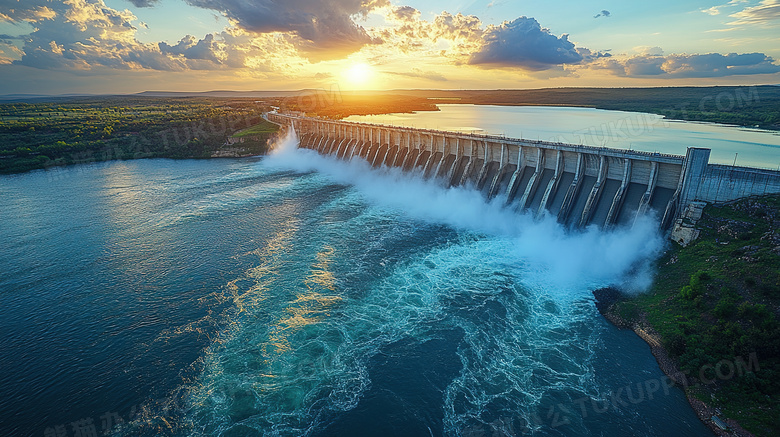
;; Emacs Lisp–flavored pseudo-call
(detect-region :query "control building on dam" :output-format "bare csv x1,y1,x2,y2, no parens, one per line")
267,112,780,230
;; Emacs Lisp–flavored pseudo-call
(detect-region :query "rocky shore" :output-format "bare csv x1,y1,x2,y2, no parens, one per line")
210,147,258,158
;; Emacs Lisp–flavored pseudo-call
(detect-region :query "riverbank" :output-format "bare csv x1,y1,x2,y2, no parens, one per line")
595,288,755,437
0,97,274,174
390,86,780,131
595,194,780,436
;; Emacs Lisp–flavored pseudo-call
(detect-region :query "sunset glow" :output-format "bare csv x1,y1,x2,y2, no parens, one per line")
342,63,376,89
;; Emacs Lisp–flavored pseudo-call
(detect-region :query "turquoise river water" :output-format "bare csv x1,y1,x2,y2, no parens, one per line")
0,125,718,436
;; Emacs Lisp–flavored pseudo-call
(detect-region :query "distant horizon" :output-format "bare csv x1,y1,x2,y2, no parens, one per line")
2,84,779,100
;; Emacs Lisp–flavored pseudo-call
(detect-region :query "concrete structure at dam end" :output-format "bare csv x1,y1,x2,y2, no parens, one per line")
267,112,780,230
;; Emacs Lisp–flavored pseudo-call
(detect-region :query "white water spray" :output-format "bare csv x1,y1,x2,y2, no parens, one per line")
266,128,664,294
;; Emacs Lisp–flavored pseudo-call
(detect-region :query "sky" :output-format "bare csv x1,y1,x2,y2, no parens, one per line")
0,0,779,94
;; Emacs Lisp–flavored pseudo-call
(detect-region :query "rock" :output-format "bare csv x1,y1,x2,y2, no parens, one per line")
712,217,755,239
671,220,701,247
592,287,622,312
684,201,708,221
592,287,630,328
761,230,780,245
737,245,761,255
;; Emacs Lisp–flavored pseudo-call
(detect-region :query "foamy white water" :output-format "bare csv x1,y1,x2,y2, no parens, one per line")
267,128,664,295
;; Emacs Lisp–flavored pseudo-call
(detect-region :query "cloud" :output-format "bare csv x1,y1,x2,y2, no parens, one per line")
623,56,665,76
468,17,582,70
633,46,664,56
183,0,387,57
432,11,483,41
15,0,146,70
661,52,780,77
375,9,484,58
701,6,721,15
376,12,588,73
392,5,419,22
576,47,612,62
0,1,57,22
159,34,223,65
1,0,391,63
728,0,780,25
587,51,780,78
0,40,23,64
584,57,626,76
387,67,447,81
125,0,159,7
594,10,611,18
0,0,302,72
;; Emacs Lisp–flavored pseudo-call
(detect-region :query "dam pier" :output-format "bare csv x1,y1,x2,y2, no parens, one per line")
268,112,780,230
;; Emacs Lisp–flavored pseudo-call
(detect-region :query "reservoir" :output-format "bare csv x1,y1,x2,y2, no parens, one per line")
345,104,780,170
0,135,714,435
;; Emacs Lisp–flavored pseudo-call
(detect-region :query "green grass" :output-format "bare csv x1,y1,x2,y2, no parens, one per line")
230,119,278,138
614,195,780,436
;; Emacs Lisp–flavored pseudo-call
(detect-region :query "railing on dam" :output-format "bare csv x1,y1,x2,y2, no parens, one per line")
267,112,780,230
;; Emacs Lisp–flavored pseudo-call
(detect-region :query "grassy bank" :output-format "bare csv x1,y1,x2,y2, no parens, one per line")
230,119,279,138
609,195,780,436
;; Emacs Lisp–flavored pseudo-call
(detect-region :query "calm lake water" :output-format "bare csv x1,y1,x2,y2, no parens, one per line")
345,105,780,169
0,135,713,436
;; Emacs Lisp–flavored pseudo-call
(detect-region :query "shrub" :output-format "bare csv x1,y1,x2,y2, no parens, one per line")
714,296,738,318
680,285,696,300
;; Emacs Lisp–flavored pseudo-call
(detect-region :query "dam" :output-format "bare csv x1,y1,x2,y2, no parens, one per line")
267,112,780,229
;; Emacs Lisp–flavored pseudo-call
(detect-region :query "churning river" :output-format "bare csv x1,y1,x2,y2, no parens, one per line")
0,128,715,436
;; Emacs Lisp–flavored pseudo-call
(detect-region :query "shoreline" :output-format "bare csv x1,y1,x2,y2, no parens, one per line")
593,287,754,437
0,152,267,176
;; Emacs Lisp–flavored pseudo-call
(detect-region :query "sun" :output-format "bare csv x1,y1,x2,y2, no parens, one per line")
342,63,375,89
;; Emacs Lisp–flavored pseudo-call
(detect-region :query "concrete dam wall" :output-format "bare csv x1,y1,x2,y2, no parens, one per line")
267,113,780,230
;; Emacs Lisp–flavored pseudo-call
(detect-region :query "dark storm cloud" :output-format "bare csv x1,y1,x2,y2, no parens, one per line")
183,0,387,56
468,17,582,70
